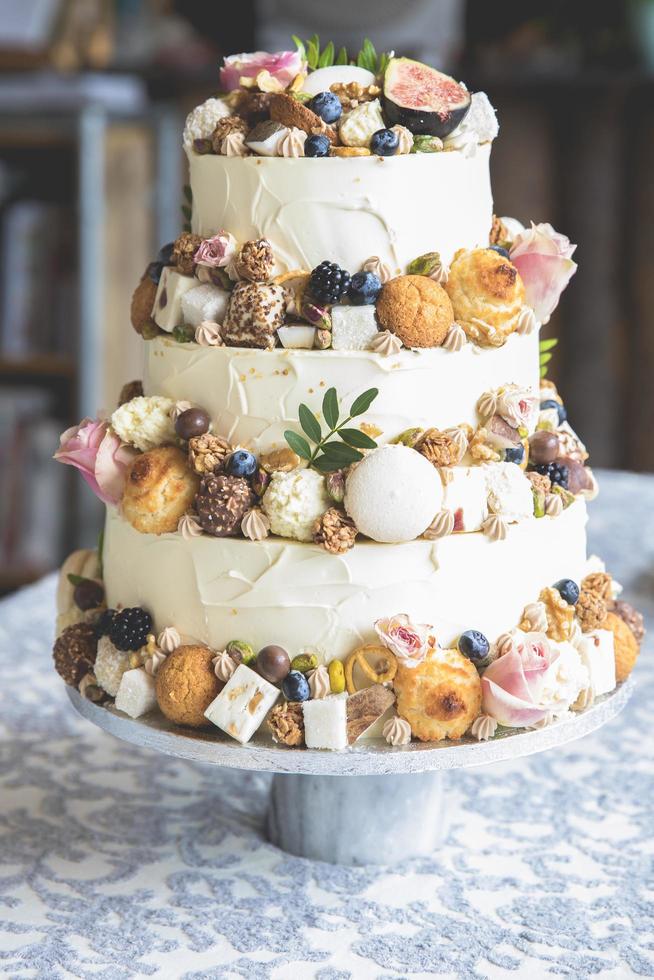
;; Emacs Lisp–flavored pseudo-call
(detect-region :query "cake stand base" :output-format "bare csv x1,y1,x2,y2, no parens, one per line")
66,681,633,866
268,771,447,864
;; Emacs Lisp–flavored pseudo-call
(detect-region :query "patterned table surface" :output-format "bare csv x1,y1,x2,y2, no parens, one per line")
0,470,652,980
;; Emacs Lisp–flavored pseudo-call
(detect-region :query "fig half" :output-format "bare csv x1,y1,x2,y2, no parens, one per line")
383,57,471,138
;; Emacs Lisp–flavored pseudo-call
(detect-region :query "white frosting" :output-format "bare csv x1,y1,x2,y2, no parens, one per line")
103,500,588,662
144,330,539,455
186,147,493,274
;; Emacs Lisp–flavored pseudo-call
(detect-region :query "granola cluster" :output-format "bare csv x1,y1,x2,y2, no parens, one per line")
267,701,305,746
235,238,274,283
330,81,381,109
575,589,608,633
416,427,466,467
172,232,203,275
210,115,249,153
188,433,232,475
313,507,357,555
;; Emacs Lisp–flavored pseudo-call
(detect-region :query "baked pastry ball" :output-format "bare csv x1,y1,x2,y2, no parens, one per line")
376,275,454,348
393,648,482,741
603,611,640,682
445,248,525,346
122,446,199,535
156,645,222,728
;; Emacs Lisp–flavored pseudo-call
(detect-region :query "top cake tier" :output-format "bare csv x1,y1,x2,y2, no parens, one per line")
187,147,493,275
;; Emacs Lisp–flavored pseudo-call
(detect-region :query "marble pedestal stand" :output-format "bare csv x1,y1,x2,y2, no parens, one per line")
67,680,633,865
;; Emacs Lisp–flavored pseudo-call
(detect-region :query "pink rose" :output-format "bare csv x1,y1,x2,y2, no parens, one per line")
219,50,305,92
194,232,237,269
481,632,558,728
54,418,136,505
509,222,577,324
374,613,435,668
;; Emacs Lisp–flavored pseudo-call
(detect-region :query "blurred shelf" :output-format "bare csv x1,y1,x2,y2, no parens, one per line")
0,355,76,379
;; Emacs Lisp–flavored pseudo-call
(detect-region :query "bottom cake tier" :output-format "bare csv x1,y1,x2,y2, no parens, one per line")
103,500,588,657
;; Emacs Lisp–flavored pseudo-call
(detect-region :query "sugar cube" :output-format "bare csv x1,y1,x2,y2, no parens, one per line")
152,267,196,332
115,667,157,719
331,305,379,351
181,283,230,328
302,693,348,750
204,664,279,743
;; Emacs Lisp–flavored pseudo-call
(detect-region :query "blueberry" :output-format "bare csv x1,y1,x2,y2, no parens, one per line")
370,128,399,156
458,630,490,663
226,450,257,478
347,270,382,306
488,245,511,259
504,444,525,465
157,241,175,265
305,134,331,158
540,398,567,425
308,91,342,124
281,670,310,702
553,578,580,605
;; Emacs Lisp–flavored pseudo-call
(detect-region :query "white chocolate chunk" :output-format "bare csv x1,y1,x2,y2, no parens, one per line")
152,267,196,332
339,99,386,148
181,283,230,327
331,305,379,351
302,693,348,750
115,667,157,719
277,325,317,349
204,664,279,743
441,466,489,532
577,629,616,698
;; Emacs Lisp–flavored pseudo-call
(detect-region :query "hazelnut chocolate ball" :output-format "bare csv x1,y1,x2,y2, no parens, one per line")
175,408,210,441
257,645,291,684
529,430,559,465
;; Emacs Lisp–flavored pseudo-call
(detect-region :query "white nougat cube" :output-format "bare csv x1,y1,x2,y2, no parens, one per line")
152,267,196,332
577,629,616,698
441,466,489,532
302,693,348,750
204,664,279,743
115,668,157,719
331,305,379,351
181,283,230,327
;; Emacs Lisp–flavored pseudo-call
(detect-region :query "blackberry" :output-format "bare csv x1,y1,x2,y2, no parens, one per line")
109,607,153,651
95,608,118,638
308,261,351,305
533,461,569,489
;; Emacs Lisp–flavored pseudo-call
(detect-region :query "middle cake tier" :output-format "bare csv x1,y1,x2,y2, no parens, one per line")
103,500,588,660
144,330,538,453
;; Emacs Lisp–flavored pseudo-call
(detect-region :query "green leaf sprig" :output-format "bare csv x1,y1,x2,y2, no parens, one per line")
292,35,390,75
539,337,558,378
284,387,379,472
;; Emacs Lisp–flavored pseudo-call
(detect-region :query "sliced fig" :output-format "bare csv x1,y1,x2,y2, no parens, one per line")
383,57,471,137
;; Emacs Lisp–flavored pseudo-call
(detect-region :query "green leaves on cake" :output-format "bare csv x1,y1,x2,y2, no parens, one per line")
284,387,379,472
291,34,391,75
539,337,558,378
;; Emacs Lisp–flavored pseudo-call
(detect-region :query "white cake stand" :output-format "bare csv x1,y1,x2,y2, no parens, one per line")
67,681,633,865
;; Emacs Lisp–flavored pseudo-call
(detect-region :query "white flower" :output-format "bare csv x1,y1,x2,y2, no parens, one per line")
484,462,534,523
183,97,231,150
495,384,539,431
111,396,176,453
444,92,499,153
540,641,589,716
262,469,330,542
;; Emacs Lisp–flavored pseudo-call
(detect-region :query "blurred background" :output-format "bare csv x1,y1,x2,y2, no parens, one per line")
0,0,651,593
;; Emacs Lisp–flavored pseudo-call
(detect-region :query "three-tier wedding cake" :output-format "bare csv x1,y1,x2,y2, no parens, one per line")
53,40,643,751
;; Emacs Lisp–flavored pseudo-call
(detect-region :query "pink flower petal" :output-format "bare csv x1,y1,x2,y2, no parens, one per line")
482,677,551,728
511,252,577,322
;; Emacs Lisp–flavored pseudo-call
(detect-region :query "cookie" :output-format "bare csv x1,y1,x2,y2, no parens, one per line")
393,648,482,741
445,248,525,346
329,146,371,157
270,93,337,143
130,272,157,335
122,446,199,535
376,275,454,348
156,645,222,728
603,611,640,683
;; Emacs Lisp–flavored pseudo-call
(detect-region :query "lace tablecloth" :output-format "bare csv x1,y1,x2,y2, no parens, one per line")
0,471,652,979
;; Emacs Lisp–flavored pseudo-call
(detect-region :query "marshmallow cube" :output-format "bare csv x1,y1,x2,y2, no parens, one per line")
115,668,157,719
302,693,348,750
181,283,230,328
153,267,196,332
277,325,317,349
441,466,489,532
578,629,616,698
204,664,279,743
331,305,379,351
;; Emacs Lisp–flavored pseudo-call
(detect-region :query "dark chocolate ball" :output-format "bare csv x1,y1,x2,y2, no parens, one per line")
256,645,291,684
73,579,105,611
175,408,210,441
529,430,560,465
